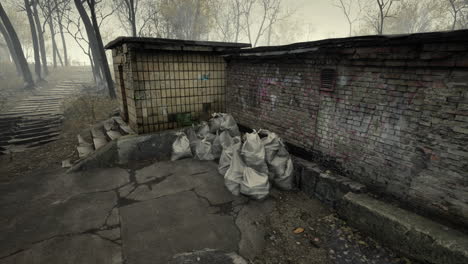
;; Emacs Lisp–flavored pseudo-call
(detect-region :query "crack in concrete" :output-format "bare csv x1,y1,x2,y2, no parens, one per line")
190,170,212,176
190,188,252,255
191,188,236,216
0,224,123,260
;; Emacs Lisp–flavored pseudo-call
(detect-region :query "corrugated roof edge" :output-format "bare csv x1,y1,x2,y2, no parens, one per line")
104,36,251,50
227,29,468,56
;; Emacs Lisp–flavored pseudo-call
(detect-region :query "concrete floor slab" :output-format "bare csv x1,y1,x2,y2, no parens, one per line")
0,234,121,264
0,191,117,258
120,191,240,264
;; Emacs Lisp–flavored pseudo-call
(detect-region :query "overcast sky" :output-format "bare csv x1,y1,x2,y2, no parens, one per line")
289,0,349,39
65,0,352,64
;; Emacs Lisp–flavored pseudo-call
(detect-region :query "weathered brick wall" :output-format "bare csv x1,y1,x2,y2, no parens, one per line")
226,39,468,228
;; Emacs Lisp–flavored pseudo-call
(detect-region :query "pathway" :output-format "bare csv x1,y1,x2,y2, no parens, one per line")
0,72,91,155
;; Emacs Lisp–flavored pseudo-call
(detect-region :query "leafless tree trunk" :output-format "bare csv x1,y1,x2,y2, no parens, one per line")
115,0,139,37
74,0,115,98
235,0,242,42
376,0,394,34
0,2,34,88
447,0,467,30
0,22,22,76
32,0,48,76
55,0,69,66
88,0,116,98
24,0,42,81
334,0,364,36
241,0,283,47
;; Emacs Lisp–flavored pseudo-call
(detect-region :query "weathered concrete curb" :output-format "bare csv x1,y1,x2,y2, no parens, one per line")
292,157,366,207
338,193,468,264
69,129,179,172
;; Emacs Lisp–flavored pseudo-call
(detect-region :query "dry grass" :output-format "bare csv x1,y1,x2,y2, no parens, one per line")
62,89,119,134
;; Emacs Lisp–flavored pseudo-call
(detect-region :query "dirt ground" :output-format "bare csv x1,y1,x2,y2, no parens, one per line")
254,189,417,264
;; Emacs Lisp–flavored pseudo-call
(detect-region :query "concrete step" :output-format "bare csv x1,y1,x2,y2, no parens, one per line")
113,116,135,135
8,132,60,145
91,124,108,150
107,130,123,141
338,193,468,264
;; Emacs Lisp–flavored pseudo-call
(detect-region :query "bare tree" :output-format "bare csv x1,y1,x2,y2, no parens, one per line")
24,0,43,81
0,2,34,88
114,0,139,37
39,0,63,68
334,0,365,36
386,0,441,34
364,0,397,35
211,0,243,42
74,0,115,98
31,0,48,76
0,22,21,74
54,0,71,66
159,0,211,40
241,0,285,47
447,0,468,30
138,0,163,37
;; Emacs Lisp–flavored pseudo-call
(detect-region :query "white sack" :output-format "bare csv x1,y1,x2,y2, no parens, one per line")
219,131,233,150
197,121,210,138
220,114,240,137
209,113,225,133
224,143,244,196
195,138,215,160
240,167,270,200
260,129,282,164
211,132,223,159
218,138,241,176
241,131,268,173
171,132,193,161
273,157,294,190
259,130,295,190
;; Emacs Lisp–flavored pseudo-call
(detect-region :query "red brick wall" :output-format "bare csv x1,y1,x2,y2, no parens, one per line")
226,41,468,228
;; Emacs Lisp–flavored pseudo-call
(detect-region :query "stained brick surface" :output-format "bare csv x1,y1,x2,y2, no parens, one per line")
226,42,468,228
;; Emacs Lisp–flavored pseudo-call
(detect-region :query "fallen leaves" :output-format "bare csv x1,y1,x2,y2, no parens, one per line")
293,227,304,234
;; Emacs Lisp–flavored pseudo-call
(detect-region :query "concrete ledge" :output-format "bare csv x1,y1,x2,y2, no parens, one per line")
293,157,366,207
338,193,468,264
69,129,179,172
69,140,118,172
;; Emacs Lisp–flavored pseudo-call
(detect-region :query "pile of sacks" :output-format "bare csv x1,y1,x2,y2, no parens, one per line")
171,113,294,200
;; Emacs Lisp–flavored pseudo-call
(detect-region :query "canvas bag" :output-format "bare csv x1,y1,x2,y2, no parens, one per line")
241,131,268,174
224,142,244,196
211,131,223,159
171,132,193,161
260,130,295,190
220,114,241,137
209,113,225,133
195,137,215,160
218,136,241,176
240,167,270,200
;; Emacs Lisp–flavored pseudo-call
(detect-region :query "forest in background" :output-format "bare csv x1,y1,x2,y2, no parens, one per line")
0,0,467,98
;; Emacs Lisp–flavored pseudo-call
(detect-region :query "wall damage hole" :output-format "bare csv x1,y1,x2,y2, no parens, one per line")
320,69,337,92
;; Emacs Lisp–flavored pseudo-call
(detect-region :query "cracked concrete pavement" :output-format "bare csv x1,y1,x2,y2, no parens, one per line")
0,159,273,263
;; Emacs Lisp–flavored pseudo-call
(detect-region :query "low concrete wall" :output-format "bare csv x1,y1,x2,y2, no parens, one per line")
293,157,468,264
338,193,468,264
293,157,366,207
69,129,178,172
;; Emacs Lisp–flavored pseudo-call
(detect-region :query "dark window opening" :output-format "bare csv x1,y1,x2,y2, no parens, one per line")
320,69,337,92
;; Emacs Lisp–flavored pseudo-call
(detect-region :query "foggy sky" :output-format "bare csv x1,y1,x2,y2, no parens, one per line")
64,0,351,64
